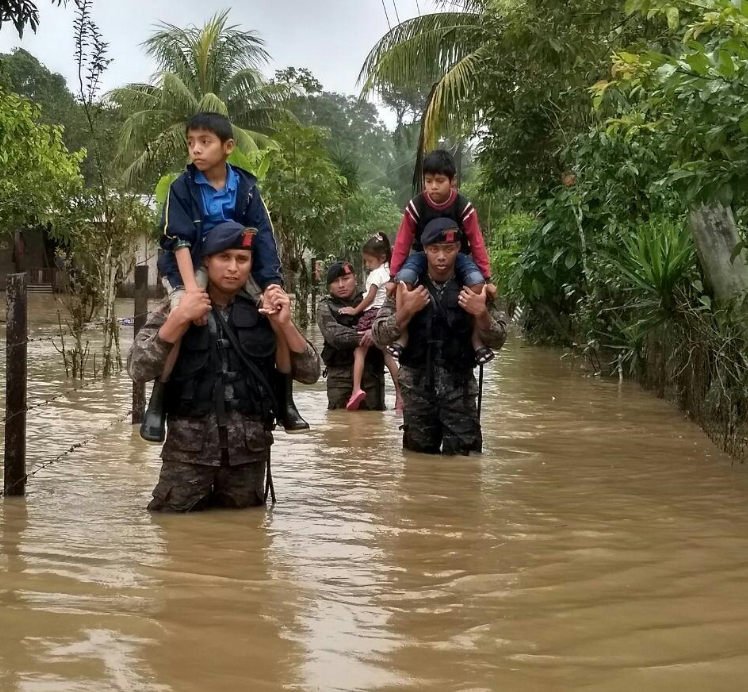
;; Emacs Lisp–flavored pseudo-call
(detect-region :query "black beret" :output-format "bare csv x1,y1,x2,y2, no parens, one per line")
326,261,355,285
421,217,462,246
202,221,256,256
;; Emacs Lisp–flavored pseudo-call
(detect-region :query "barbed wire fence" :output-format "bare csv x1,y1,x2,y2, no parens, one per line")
2,266,151,497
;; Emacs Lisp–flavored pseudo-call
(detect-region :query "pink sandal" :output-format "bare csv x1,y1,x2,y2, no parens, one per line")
346,390,367,411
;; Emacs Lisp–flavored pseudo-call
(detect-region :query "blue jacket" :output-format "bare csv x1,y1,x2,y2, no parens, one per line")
157,163,283,290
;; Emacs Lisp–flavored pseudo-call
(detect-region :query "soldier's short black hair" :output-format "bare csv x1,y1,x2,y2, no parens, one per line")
423,149,456,179
185,112,234,143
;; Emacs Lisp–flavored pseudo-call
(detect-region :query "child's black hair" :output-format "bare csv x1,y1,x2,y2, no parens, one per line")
423,149,456,179
185,112,234,143
362,232,392,264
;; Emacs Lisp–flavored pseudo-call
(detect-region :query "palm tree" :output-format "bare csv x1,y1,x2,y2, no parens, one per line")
358,0,490,152
109,10,290,186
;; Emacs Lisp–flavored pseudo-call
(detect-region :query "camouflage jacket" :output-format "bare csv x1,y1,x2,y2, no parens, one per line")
128,298,320,466
372,294,508,354
315,295,362,352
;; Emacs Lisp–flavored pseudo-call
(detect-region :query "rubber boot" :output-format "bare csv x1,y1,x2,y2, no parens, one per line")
140,381,167,442
275,372,310,434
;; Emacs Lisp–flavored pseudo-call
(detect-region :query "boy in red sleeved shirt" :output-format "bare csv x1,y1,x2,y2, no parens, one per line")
387,149,495,364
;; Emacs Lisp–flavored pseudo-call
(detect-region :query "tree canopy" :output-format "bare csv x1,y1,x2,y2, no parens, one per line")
0,87,83,234
0,47,121,186
0,0,63,37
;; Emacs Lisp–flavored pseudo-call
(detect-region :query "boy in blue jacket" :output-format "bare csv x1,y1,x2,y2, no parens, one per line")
141,112,309,441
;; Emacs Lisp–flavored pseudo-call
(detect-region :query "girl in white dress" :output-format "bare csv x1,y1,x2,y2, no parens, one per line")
338,233,403,411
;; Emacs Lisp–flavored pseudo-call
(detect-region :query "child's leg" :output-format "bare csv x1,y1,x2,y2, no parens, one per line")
352,344,369,393
394,251,427,287
455,254,494,364
142,278,185,442
244,276,308,431
267,314,310,433
389,254,428,356
346,344,369,411
466,283,486,354
160,280,186,381
470,317,494,364
471,321,485,352
383,351,403,410
159,268,209,380
274,327,292,374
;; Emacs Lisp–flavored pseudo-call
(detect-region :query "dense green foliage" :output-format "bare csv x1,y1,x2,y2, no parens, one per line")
361,0,748,458
275,67,394,185
0,0,63,37
262,120,401,325
0,87,83,233
0,48,121,186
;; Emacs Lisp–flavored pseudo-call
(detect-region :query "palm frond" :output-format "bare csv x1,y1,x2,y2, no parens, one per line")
233,126,260,153
160,72,199,116
220,66,264,99
423,44,490,148
143,22,198,91
121,122,187,187
189,11,269,94
434,0,491,11
358,12,483,91
196,92,229,115
116,108,171,161
219,68,291,106
107,84,161,112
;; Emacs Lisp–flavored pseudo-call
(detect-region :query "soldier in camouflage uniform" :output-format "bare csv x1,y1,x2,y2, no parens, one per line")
128,222,320,512
373,218,507,455
316,261,385,410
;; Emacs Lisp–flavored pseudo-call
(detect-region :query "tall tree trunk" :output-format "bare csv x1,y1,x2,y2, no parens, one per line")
689,204,748,304
412,83,439,196
295,257,310,328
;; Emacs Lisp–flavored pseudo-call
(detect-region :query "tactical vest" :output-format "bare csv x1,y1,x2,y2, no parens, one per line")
410,192,471,254
321,295,384,369
164,293,276,423
399,276,475,374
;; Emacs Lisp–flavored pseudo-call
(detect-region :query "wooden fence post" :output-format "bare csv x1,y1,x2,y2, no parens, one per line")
4,273,27,496
131,265,149,425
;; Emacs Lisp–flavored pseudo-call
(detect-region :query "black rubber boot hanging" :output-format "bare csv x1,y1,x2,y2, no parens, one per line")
275,371,309,434
140,381,167,442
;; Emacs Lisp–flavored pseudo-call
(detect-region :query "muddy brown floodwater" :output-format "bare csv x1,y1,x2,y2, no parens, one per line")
2,295,748,691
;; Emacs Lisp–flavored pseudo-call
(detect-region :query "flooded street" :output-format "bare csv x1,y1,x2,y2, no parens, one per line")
2,295,748,691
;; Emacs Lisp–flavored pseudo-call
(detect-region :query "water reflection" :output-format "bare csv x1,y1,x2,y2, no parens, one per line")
143,512,305,692
0,305,748,690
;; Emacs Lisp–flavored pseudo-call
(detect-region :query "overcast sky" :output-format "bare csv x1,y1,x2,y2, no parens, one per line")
0,0,429,126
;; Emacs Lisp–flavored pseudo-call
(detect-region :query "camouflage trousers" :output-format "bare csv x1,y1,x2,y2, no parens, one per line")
399,365,482,456
148,456,267,512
